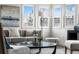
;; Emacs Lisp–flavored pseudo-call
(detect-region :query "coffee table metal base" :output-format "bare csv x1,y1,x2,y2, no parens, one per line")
30,46,57,54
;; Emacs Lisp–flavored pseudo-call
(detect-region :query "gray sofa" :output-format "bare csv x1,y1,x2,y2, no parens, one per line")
4,29,41,43
3,29,41,54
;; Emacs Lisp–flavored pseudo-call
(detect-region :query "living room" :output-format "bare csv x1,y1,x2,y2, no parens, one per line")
1,4,79,54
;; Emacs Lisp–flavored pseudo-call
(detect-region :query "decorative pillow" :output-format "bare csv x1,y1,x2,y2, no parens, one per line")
9,28,20,37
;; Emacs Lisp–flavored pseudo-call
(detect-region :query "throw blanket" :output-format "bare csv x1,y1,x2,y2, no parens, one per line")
8,45,30,54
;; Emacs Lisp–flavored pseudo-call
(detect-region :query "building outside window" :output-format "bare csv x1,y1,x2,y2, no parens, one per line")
52,4,62,28
64,4,76,28
22,5,35,29
38,5,50,28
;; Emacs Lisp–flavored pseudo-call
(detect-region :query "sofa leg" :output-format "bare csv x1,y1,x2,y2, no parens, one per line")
70,50,73,54
65,47,67,54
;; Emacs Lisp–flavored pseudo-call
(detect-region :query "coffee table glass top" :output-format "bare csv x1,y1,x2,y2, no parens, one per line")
15,40,57,48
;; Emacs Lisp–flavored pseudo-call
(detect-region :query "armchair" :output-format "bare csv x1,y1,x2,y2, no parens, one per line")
65,25,79,54
65,40,79,54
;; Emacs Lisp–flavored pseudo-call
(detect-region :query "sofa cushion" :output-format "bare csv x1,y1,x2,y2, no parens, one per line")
19,30,26,37
9,28,20,37
26,31,33,36
3,30,9,37
65,40,79,49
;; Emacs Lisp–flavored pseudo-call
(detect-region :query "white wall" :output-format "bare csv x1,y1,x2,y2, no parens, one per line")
1,5,19,18
0,5,20,30
52,28,74,46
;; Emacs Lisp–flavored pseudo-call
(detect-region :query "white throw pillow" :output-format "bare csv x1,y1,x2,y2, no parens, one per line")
9,28,20,37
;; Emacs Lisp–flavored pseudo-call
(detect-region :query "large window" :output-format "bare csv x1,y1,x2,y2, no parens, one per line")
38,5,50,28
64,4,76,28
21,4,77,29
22,5,35,29
52,5,62,28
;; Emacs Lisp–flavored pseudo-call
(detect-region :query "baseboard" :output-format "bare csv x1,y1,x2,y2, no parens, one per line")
57,45,65,48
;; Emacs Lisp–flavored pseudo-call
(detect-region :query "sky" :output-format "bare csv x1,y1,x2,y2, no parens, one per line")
23,4,76,16
24,6,33,15
54,5,62,16
66,4,76,12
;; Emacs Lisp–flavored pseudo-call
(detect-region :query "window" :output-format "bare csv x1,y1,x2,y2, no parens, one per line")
64,4,76,28
52,5,62,28
38,5,50,28
22,5,35,29
21,4,77,29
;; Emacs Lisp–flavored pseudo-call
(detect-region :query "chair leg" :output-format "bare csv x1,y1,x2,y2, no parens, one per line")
65,47,67,54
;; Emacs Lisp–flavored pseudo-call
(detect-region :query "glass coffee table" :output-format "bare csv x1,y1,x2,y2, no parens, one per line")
20,40,57,54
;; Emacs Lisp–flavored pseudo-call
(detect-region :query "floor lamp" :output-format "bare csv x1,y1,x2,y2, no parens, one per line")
38,11,43,38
